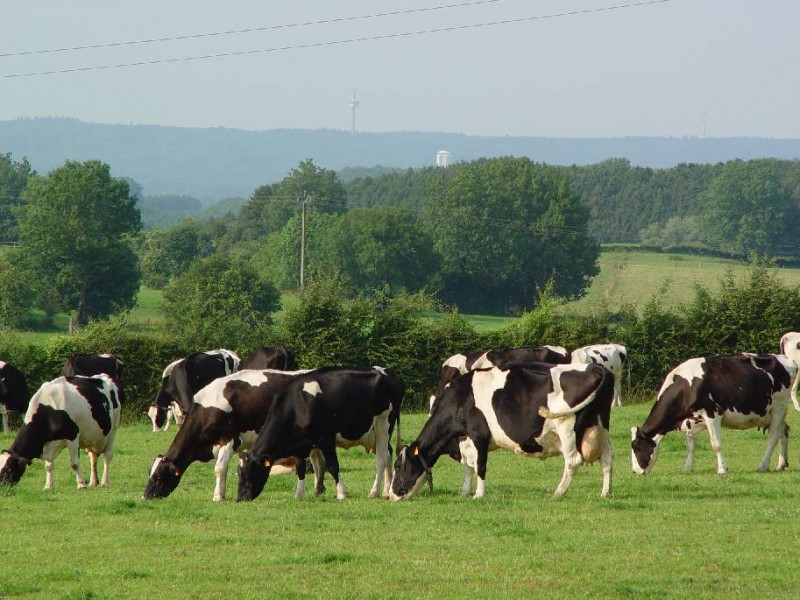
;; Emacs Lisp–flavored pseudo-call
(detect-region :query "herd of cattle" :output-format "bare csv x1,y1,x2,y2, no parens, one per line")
2,335,800,502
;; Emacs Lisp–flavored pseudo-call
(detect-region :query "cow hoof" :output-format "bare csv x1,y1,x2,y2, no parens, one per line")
212,496,223,502
336,494,346,501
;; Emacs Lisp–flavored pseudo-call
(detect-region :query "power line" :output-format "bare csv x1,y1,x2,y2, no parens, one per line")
0,0,509,59
0,0,679,79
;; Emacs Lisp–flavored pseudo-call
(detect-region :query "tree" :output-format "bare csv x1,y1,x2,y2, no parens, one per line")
701,159,800,257
421,157,599,314
239,159,347,240
0,252,35,327
324,208,439,293
17,160,142,323
162,254,281,349
0,153,34,243
139,219,214,288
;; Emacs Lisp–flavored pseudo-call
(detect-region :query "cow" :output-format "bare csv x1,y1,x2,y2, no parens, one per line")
148,348,240,432
779,332,800,410
241,346,298,371
143,369,320,501
430,345,571,413
237,366,405,502
0,360,31,433
390,362,614,501
571,343,627,406
630,354,797,476
61,353,124,382
0,374,121,490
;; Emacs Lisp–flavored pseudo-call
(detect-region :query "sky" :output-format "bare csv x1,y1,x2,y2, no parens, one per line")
0,0,797,138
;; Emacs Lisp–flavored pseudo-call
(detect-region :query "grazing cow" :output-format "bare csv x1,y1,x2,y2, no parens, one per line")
0,361,31,433
571,344,627,406
143,369,319,501
631,354,796,476
148,349,240,432
241,346,298,371
779,332,800,409
430,345,571,412
0,374,121,489
391,362,614,501
62,353,124,382
237,366,405,502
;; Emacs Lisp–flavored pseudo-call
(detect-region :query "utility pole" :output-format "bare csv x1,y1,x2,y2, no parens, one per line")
348,91,359,134
299,191,307,289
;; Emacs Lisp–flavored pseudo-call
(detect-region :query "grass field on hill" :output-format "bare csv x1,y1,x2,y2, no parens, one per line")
568,250,800,311
1,406,799,599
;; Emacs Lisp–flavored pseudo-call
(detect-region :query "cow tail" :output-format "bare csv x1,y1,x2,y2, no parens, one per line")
538,386,600,420
394,410,403,457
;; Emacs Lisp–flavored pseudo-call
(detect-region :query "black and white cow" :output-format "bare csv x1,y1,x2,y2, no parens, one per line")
241,346,298,371
0,360,31,433
143,369,318,501
571,344,627,407
148,348,240,432
391,362,614,501
631,354,797,476
430,345,571,412
779,332,800,410
237,366,405,502
0,374,121,489
62,353,124,382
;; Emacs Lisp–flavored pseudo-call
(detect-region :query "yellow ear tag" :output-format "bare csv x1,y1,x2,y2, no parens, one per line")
174,469,181,476
413,446,419,456
264,459,271,467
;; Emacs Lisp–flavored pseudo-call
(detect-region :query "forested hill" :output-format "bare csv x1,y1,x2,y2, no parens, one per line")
3,117,800,200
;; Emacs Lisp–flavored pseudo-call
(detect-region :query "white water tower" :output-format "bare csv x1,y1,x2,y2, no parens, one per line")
435,150,452,168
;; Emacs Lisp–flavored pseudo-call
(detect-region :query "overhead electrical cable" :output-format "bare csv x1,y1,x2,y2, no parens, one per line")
0,0,678,79
0,0,509,59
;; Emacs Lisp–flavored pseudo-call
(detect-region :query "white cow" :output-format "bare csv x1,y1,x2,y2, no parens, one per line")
779,332,800,410
571,343,628,407
0,374,121,489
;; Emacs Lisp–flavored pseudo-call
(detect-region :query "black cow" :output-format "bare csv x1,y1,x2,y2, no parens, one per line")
237,366,405,502
631,354,797,476
0,374,121,489
148,348,240,431
391,362,614,501
0,360,31,433
241,346,298,371
143,369,318,501
61,353,124,382
430,345,571,412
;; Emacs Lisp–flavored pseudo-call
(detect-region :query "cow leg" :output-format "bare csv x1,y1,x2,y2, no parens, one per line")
778,423,790,471
702,415,727,475
319,441,345,500
369,414,391,498
295,455,307,499
101,445,114,487
613,374,622,407
40,440,66,490
309,449,326,495
472,439,490,499
88,450,99,487
213,440,235,501
0,405,7,433
554,422,583,497
758,409,788,472
600,432,613,498
67,439,87,489
459,438,479,496
683,421,703,473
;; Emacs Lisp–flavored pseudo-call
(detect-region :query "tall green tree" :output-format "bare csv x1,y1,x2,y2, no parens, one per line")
0,153,34,243
701,159,799,257
239,159,347,239
18,160,142,323
422,157,599,314
139,219,214,288
163,254,280,349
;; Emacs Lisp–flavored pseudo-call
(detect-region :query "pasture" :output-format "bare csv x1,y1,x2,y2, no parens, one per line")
2,406,799,599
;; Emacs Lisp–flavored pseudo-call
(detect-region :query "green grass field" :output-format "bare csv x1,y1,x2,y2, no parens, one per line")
2,405,799,599
568,250,800,311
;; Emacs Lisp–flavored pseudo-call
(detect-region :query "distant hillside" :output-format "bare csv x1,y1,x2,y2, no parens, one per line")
2,117,800,200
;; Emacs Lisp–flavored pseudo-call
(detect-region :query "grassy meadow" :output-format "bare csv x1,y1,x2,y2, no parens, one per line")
2,406,800,599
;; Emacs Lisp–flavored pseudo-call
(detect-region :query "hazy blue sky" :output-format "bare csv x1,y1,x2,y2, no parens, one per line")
0,0,796,138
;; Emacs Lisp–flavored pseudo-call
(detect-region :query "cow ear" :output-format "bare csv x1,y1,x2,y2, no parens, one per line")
174,469,181,477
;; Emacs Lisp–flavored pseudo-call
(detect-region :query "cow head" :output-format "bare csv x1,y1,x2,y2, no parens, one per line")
389,443,433,501
236,452,272,502
630,427,660,475
142,455,183,499
0,450,30,486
